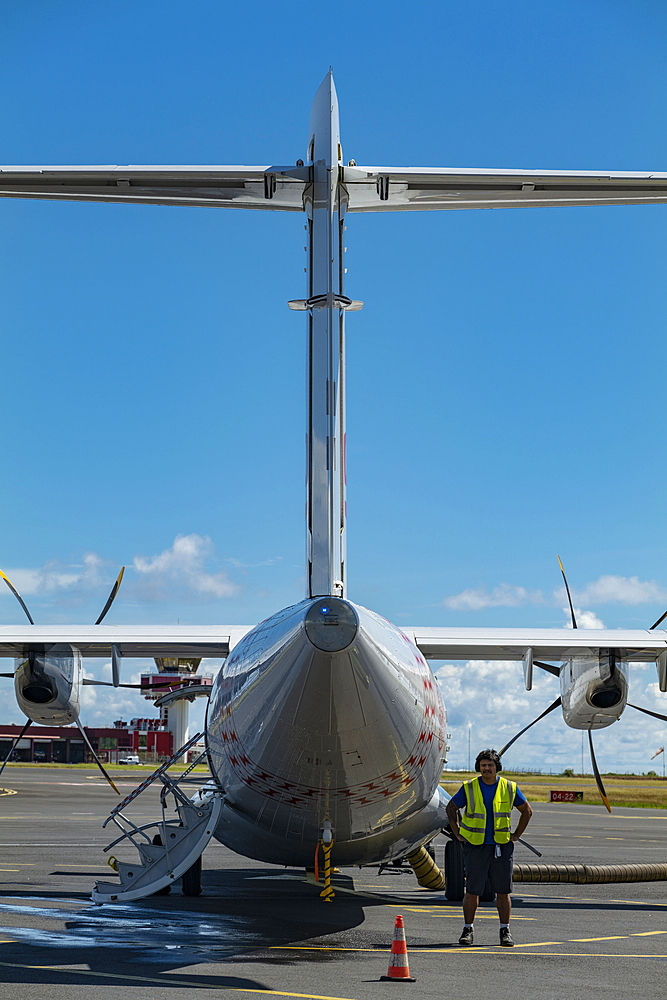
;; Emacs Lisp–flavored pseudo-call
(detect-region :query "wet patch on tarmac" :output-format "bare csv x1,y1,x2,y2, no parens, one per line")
0,869,371,967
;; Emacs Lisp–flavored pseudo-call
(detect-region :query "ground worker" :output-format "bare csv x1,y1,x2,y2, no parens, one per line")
445,748,532,947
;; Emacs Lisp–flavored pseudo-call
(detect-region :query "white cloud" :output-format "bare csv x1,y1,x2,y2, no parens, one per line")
226,556,283,569
643,681,667,705
442,584,544,611
4,551,104,595
1,534,241,610
565,607,606,629
569,575,667,606
443,574,667,614
133,533,240,600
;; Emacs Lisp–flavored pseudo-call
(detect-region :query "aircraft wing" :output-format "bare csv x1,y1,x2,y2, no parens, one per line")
2,623,664,662
0,625,254,658
0,165,308,211
343,165,667,212
401,626,667,663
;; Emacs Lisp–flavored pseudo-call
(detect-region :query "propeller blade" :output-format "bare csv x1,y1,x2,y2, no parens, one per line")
74,720,120,794
649,609,667,630
0,718,31,778
0,570,35,625
588,729,611,813
0,672,15,678
534,660,561,677
557,555,577,629
95,567,125,626
499,697,562,757
627,703,667,723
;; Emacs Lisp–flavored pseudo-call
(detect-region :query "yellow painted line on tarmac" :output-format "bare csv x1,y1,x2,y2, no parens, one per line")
273,945,554,953
484,952,667,959
0,870,20,873
498,931,667,947
273,946,667,960
569,935,627,942
402,909,535,920
0,962,361,1000
274,929,667,955
273,947,381,952
516,893,667,907
512,941,562,948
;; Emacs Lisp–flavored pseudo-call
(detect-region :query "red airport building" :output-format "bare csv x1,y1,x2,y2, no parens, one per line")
0,718,174,765
0,672,211,765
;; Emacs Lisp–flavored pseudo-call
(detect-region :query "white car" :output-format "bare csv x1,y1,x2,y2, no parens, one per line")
118,755,141,765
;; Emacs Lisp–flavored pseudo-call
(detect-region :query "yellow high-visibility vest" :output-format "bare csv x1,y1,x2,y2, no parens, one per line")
459,776,516,845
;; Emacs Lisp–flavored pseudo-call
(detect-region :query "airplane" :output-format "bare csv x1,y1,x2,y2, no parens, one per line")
1,72,667,898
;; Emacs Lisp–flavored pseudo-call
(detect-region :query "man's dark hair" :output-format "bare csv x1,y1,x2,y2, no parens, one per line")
475,749,502,773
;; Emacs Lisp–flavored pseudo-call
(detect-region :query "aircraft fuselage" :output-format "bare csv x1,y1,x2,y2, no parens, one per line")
206,597,448,866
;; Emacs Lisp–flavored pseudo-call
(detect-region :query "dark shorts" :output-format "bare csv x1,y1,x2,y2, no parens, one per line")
462,841,514,895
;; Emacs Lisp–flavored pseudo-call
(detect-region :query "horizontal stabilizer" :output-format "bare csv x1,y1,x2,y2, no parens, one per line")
342,165,667,213
0,166,305,211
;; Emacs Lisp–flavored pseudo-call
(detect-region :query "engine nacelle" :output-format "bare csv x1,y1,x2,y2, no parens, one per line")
560,649,628,730
14,643,82,725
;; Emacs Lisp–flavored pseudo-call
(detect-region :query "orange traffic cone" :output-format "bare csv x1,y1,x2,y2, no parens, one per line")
380,914,416,982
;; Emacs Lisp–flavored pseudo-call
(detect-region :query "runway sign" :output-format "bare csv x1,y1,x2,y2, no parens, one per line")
550,790,584,802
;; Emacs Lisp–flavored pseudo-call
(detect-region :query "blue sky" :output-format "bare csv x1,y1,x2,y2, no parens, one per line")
1,0,666,772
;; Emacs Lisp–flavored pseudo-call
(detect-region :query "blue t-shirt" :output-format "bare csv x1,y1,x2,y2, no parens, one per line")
451,777,527,844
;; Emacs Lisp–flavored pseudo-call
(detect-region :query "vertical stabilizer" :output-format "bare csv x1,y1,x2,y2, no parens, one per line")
305,72,347,598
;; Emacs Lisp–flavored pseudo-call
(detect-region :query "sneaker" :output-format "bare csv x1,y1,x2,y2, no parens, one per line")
458,926,474,946
499,927,514,947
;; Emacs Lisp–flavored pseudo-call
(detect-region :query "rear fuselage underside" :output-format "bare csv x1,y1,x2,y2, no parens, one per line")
206,598,448,867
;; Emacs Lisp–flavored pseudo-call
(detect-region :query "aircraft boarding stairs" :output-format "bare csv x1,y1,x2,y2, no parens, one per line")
92,732,223,903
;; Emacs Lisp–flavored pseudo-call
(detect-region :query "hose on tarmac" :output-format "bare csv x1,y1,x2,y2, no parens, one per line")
406,846,446,890
513,862,667,884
